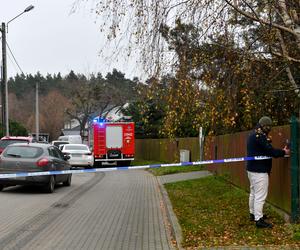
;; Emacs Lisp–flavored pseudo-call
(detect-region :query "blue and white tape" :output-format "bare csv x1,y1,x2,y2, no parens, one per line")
0,156,271,179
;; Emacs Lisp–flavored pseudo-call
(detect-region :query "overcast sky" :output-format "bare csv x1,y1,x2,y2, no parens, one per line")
0,0,139,80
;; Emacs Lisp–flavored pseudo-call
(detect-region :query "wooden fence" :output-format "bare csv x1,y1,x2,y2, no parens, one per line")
135,125,293,216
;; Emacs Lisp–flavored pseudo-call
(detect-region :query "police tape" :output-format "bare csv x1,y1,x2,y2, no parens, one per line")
0,156,271,179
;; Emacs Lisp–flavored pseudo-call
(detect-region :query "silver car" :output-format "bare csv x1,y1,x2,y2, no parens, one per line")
0,143,72,193
61,144,94,169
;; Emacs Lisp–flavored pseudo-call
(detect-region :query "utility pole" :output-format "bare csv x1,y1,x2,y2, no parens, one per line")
0,62,3,136
1,22,8,136
1,6,34,137
36,82,39,142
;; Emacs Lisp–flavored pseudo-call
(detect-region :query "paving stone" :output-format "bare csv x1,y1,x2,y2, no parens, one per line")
20,170,173,250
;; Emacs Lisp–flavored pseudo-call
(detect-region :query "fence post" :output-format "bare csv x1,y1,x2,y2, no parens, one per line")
291,115,299,222
199,127,204,161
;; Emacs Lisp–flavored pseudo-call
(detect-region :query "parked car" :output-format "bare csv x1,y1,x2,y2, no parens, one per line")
60,144,93,169
51,140,69,148
0,143,72,193
0,136,35,154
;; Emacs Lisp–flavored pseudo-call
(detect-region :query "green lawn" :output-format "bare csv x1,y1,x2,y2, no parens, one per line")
164,176,300,249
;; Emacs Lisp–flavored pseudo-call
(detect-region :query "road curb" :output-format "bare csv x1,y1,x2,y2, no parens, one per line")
157,177,184,250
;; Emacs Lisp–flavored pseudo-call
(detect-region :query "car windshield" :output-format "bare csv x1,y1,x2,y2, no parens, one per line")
0,139,29,148
3,146,43,158
64,145,88,151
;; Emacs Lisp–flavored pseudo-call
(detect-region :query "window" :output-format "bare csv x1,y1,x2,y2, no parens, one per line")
48,147,61,159
4,146,43,158
53,147,64,160
0,139,29,148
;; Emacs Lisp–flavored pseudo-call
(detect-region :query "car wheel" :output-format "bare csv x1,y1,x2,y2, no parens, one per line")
44,175,55,193
63,174,72,186
0,185,4,191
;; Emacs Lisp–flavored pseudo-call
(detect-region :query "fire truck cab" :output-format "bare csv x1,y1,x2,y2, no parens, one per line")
89,118,135,167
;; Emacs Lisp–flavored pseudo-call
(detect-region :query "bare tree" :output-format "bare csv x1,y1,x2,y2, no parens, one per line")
65,80,127,138
65,83,99,139
76,0,300,91
9,91,35,131
9,92,28,124
40,91,71,140
73,0,228,75
25,90,71,140
224,0,300,93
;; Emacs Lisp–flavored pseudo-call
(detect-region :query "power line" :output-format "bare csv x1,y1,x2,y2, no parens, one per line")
6,41,24,75
6,50,20,74
0,37,23,76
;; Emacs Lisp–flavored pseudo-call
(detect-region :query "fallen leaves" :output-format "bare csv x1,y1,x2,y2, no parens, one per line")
166,176,300,248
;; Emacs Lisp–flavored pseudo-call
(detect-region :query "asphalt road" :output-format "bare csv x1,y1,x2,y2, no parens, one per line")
0,170,173,250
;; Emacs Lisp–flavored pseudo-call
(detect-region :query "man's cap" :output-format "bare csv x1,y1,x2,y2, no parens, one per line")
259,116,272,126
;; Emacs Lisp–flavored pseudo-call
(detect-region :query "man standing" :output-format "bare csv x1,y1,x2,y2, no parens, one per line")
246,116,290,228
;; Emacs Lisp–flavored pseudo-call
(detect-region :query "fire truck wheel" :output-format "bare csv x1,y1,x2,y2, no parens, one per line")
117,161,131,167
93,161,102,168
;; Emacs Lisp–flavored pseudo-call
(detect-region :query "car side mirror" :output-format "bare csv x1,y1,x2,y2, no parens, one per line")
64,155,70,161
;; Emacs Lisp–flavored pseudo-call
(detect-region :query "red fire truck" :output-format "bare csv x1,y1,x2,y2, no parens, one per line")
89,119,135,167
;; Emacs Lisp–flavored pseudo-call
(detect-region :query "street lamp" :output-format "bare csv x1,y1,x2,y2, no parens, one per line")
1,5,34,136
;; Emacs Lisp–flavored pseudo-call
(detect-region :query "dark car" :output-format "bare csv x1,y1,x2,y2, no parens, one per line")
0,143,72,193
0,136,35,154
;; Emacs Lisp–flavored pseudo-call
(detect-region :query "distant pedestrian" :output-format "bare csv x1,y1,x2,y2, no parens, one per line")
246,116,290,228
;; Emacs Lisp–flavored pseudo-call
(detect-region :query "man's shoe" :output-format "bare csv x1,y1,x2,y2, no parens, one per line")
255,218,273,228
250,213,267,221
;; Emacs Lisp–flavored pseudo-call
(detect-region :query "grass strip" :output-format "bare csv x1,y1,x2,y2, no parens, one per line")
165,175,300,249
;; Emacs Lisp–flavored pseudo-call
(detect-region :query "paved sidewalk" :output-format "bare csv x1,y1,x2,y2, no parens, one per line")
0,170,212,250
158,171,212,184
